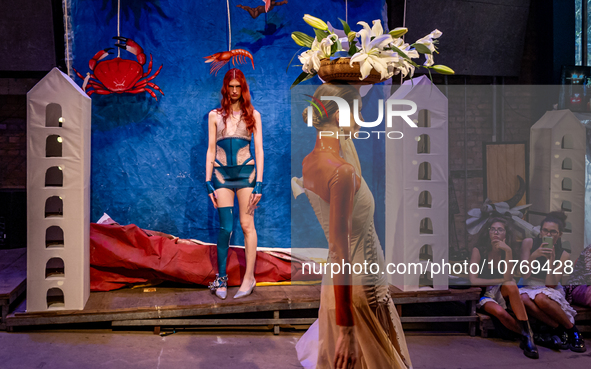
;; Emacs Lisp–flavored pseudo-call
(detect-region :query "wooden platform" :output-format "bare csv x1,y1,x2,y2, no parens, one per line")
0,248,27,330
7,273,482,335
389,286,482,336
7,284,321,334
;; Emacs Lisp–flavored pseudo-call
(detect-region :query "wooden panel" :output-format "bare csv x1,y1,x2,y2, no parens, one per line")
485,143,526,205
0,249,27,303
112,318,318,326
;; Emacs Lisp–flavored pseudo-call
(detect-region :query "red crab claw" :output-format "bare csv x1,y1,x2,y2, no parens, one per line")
89,48,114,71
113,36,147,65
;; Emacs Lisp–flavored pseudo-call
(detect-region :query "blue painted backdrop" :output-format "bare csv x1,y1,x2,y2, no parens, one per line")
70,0,386,247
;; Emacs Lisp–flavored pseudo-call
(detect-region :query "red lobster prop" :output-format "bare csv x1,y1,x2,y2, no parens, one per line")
204,49,255,76
74,37,164,101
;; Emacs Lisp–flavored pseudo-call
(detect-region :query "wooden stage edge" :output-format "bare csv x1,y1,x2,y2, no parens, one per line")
6,284,483,335
0,248,27,330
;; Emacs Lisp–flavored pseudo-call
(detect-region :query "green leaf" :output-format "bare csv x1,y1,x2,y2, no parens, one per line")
291,71,315,89
286,46,306,73
390,45,410,60
291,31,314,48
411,43,432,55
314,28,329,41
348,41,358,56
331,40,338,55
339,18,351,35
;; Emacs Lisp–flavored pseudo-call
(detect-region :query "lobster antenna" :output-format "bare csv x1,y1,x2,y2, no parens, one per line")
117,0,121,57
227,0,231,51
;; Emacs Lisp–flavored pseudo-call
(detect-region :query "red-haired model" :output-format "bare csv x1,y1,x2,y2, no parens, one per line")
205,68,264,300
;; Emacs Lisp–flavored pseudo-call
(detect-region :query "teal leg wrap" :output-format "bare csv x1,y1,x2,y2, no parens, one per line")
216,206,233,278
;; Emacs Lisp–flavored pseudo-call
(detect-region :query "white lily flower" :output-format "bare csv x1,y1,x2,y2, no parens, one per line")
350,27,398,80
358,20,385,38
414,29,442,66
415,29,443,53
298,49,321,74
298,34,338,74
424,54,434,67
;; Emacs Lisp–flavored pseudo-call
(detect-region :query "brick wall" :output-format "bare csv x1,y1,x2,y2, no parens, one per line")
441,78,534,253
0,95,27,189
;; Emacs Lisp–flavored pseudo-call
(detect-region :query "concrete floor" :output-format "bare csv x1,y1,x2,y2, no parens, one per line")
0,330,590,369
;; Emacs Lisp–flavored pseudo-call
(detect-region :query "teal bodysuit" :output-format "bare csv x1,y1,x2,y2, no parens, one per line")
211,110,256,190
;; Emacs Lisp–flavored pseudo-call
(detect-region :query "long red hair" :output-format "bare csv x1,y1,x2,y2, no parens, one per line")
216,68,256,134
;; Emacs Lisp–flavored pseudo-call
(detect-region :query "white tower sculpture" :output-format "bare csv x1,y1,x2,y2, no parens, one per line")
26,68,91,311
385,76,449,291
529,110,585,261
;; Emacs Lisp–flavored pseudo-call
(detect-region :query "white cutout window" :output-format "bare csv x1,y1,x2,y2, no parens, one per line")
46,226,64,248
45,196,63,217
420,217,433,234
418,162,431,180
562,177,572,191
45,166,63,187
419,244,433,261
45,103,63,127
417,134,430,154
46,135,62,157
561,134,573,149
562,157,572,170
45,257,65,278
418,190,432,208
418,109,431,128
46,288,65,309
561,200,572,212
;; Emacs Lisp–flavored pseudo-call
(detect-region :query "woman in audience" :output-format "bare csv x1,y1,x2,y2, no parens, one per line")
469,217,538,359
519,211,586,352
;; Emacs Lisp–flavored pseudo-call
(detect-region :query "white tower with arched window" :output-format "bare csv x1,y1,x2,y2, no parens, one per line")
26,68,91,311
529,110,585,260
385,76,449,291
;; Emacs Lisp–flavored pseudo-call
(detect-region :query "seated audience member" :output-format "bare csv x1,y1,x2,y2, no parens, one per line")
519,211,586,352
470,217,538,359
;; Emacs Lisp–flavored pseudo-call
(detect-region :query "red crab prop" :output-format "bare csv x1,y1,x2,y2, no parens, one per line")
74,37,164,100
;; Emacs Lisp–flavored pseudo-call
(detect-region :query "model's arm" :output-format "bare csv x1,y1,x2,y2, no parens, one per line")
253,110,264,182
206,111,218,207
328,163,357,326
205,111,217,182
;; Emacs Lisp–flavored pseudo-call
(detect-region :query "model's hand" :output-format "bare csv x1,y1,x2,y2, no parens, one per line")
248,193,262,215
334,326,357,369
209,192,218,208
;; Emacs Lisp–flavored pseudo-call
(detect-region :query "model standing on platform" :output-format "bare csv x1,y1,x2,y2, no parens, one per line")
205,68,264,300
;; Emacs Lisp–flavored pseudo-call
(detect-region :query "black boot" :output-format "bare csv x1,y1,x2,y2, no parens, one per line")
566,326,586,353
518,320,539,359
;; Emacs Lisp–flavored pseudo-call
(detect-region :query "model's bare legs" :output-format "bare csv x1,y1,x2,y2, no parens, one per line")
236,186,257,291
214,188,235,295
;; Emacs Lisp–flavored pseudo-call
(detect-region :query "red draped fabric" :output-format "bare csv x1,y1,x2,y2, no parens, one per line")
90,223,318,291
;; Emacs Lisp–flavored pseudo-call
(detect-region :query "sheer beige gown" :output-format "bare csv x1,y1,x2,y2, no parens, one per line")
292,136,413,369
